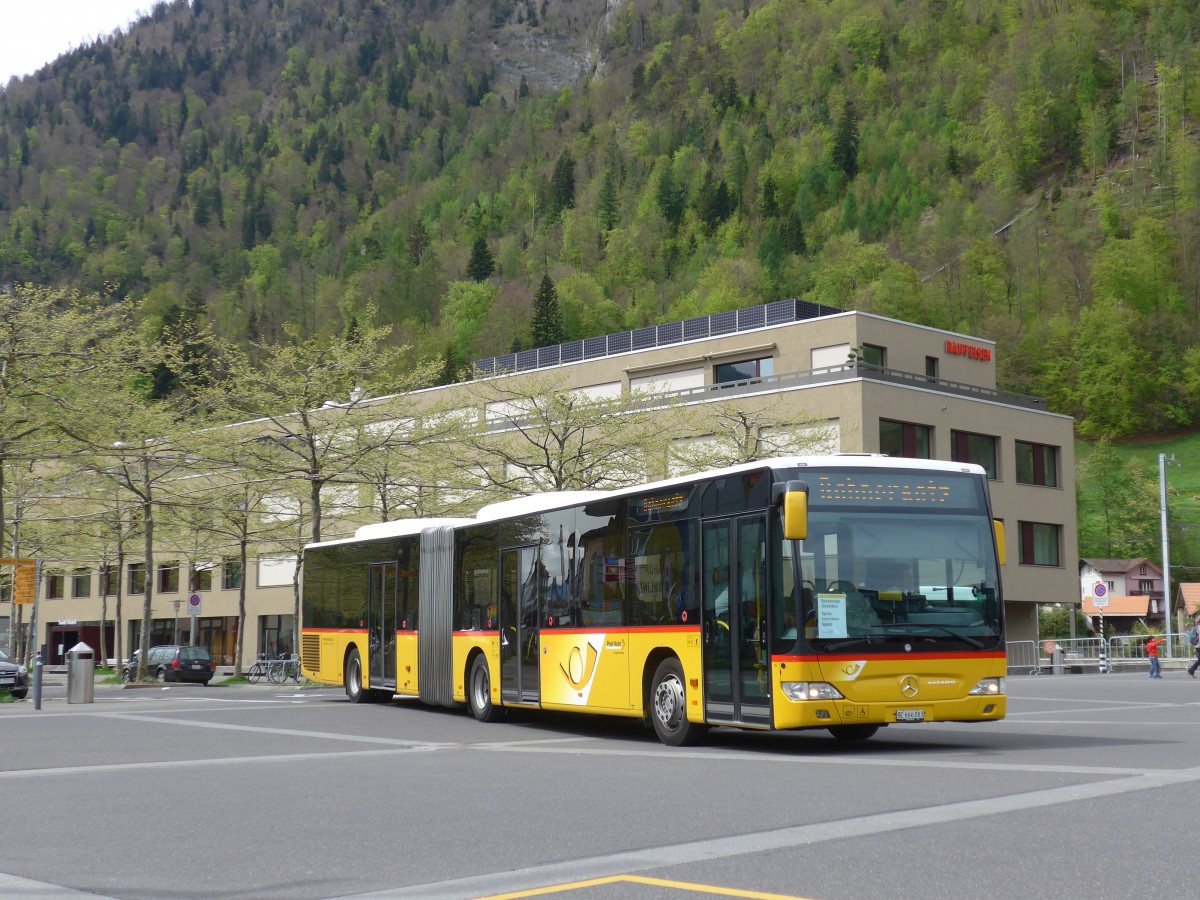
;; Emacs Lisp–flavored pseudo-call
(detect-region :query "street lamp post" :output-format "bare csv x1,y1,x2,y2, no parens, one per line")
1161,453,1175,656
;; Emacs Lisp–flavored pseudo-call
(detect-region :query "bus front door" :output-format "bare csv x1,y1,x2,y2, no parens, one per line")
368,562,398,692
500,546,541,705
702,515,771,727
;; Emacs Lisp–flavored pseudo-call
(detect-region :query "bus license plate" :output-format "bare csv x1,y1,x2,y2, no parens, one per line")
895,709,925,722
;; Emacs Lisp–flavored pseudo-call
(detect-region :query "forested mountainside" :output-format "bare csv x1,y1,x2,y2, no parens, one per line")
3,0,1200,437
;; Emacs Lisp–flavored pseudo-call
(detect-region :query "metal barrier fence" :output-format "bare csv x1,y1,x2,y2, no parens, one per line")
1006,641,1040,674
1108,633,1194,662
1007,634,1200,673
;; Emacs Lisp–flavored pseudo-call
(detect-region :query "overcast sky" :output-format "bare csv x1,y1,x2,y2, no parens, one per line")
1,1,152,85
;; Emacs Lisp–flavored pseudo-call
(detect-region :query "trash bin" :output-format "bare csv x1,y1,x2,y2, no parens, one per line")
67,642,95,704
1043,640,1064,675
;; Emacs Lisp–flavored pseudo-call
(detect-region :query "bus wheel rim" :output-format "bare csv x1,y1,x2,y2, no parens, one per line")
472,664,488,708
654,674,684,729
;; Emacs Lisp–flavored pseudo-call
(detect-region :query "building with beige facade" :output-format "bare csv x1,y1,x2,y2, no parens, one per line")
2,300,1075,663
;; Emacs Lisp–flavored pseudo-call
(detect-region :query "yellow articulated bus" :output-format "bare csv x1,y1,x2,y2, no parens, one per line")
300,456,1007,745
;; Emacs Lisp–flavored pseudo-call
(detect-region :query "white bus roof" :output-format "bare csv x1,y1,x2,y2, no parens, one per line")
304,456,986,551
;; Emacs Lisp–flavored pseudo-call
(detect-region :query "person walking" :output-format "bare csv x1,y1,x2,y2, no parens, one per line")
1146,636,1166,679
1187,615,1200,678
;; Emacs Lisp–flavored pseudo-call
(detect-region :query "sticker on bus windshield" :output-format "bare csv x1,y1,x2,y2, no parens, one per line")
817,593,848,639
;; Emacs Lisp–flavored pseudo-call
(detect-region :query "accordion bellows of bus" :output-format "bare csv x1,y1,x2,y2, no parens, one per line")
301,456,1006,746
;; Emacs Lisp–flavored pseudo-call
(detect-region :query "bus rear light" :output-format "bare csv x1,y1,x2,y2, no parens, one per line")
782,682,844,701
969,677,1005,696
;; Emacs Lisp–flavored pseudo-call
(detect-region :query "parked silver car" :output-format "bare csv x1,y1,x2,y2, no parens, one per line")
0,648,29,699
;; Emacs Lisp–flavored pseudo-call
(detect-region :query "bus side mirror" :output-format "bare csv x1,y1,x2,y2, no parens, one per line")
784,489,808,541
993,520,1006,567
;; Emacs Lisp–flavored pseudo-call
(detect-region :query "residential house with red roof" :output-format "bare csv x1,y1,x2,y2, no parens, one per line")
1080,558,1165,633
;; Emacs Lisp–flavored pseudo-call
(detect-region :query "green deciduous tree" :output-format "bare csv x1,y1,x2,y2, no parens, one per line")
449,374,683,493
1077,439,1161,559
668,397,839,474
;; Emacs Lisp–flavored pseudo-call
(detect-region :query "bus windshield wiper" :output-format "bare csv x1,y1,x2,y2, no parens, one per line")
826,630,888,651
892,623,985,649
826,638,872,651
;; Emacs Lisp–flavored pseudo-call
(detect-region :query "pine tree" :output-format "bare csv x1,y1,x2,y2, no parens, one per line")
530,274,564,348
760,176,778,218
549,149,576,220
437,343,464,385
598,168,619,232
833,100,859,180
408,220,430,265
780,211,807,255
466,236,494,282
656,167,685,232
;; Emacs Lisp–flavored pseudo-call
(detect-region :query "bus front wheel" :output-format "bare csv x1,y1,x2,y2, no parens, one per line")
345,648,366,703
650,658,706,747
828,724,880,741
468,655,504,723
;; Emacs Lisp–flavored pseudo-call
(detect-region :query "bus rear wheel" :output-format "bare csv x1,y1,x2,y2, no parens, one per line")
828,724,880,741
345,648,366,703
650,658,706,746
468,655,504,723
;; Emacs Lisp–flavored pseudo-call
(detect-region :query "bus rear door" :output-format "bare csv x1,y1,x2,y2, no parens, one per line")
500,546,541,705
367,562,398,693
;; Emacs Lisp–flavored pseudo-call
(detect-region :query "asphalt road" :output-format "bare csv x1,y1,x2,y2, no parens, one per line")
1,669,1198,900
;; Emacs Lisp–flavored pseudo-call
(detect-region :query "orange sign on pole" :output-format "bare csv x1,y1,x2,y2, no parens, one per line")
0,558,38,605
12,566,37,605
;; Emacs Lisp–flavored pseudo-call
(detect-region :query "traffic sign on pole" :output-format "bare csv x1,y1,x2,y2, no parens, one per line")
187,593,202,616
1092,582,1109,609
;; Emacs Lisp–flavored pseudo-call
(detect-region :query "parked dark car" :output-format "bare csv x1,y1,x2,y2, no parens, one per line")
0,648,29,699
124,645,214,685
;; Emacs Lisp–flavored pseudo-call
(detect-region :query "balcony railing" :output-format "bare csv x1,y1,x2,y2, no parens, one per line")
484,361,1050,429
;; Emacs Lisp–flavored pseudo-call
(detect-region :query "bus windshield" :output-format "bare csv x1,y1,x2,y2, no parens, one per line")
780,471,1002,651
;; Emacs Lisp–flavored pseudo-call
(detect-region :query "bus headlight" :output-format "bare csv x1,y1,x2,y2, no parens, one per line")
968,677,1005,696
782,682,845,701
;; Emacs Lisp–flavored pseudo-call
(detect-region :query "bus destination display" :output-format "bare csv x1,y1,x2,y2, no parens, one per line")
813,472,979,508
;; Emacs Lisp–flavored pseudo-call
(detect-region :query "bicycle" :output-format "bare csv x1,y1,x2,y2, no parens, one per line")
266,653,301,684
278,655,303,685
246,654,270,684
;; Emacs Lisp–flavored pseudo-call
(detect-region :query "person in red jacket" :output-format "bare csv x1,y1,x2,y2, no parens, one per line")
1146,636,1166,679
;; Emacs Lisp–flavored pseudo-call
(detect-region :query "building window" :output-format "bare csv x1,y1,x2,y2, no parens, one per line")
925,356,939,381
1139,564,1147,575
1138,580,1155,593
129,563,145,595
100,565,117,596
714,356,774,384
0,572,11,603
879,419,931,459
1019,522,1061,567
859,344,885,367
223,558,244,590
1015,441,1059,487
157,562,180,593
72,569,91,598
46,572,64,599
951,430,998,479
190,565,213,592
